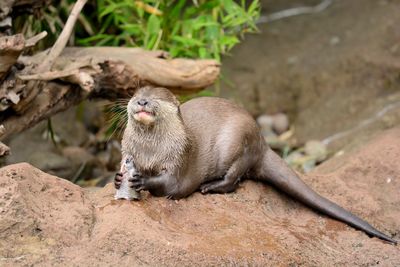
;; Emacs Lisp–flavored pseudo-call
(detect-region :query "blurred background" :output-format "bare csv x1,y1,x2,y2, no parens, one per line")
1,0,400,187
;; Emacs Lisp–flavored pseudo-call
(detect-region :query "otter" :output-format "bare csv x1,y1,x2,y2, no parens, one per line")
114,86,397,244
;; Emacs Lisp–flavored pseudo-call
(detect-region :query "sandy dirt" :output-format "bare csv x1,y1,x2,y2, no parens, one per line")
1,127,399,266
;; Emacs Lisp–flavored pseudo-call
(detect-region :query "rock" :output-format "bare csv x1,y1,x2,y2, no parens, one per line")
285,151,304,165
62,146,104,180
272,113,289,135
6,120,54,164
62,146,96,164
329,36,341,46
29,150,75,178
256,114,274,129
222,0,400,151
256,114,276,138
96,140,122,171
261,127,277,139
5,106,95,180
304,140,328,162
0,163,93,257
1,128,400,266
52,108,89,146
285,151,317,173
6,123,78,178
264,135,288,150
302,158,317,173
81,100,107,133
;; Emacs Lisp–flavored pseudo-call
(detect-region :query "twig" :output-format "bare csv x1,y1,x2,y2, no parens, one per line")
0,17,11,28
25,31,48,48
0,126,9,156
0,125,5,137
13,0,87,113
257,0,333,24
63,71,95,92
38,0,87,72
17,69,96,93
0,141,10,157
78,14,94,35
17,69,79,81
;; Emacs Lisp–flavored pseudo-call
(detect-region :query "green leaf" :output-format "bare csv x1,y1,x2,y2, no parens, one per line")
147,14,160,34
170,0,187,18
32,0,260,62
99,2,134,19
95,35,115,46
198,47,207,58
120,23,143,35
77,34,112,45
205,25,220,40
219,35,239,50
171,35,204,46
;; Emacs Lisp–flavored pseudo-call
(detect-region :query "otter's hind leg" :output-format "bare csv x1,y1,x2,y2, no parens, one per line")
200,158,248,194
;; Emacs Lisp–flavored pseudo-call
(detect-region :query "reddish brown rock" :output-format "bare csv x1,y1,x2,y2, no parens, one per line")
0,163,94,265
1,128,400,266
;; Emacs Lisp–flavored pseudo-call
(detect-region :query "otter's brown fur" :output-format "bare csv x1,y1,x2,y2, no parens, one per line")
117,86,397,244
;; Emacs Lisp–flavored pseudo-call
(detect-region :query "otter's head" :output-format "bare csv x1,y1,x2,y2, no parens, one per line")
127,86,180,126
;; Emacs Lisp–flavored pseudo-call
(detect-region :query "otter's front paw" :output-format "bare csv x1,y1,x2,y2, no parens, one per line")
114,172,123,189
129,176,147,192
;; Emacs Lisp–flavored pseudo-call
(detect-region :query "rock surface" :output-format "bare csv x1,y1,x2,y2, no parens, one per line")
1,128,400,266
222,0,400,151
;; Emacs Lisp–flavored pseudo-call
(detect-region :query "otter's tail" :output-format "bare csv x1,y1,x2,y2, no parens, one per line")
258,148,397,244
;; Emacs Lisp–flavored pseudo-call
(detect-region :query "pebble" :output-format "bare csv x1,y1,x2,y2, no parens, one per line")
330,36,341,46
272,113,289,135
302,158,317,173
257,114,277,139
285,151,304,165
265,135,288,150
304,140,328,162
256,114,274,129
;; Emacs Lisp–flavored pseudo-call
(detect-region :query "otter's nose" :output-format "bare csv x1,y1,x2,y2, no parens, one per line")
137,99,148,106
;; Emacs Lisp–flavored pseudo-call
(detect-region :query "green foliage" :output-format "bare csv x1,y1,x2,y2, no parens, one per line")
46,118,58,147
13,1,74,50
13,0,260,140
15,0,260,62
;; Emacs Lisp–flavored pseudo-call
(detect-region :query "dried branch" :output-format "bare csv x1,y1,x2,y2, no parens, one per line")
0,47,220,140
0,141,10,156
0,0,220,143
257,0,333,24
25,31,48,48
13,0,87,114
0,0,50,21
17,69,79,81
0,34,24,81
38,0,87,72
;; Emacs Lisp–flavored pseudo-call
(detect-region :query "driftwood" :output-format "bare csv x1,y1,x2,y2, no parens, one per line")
0,47,220,140
0,0,220,143
0,31,46,82
0,0,51,36
0,34,24,81
0,0,51,20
